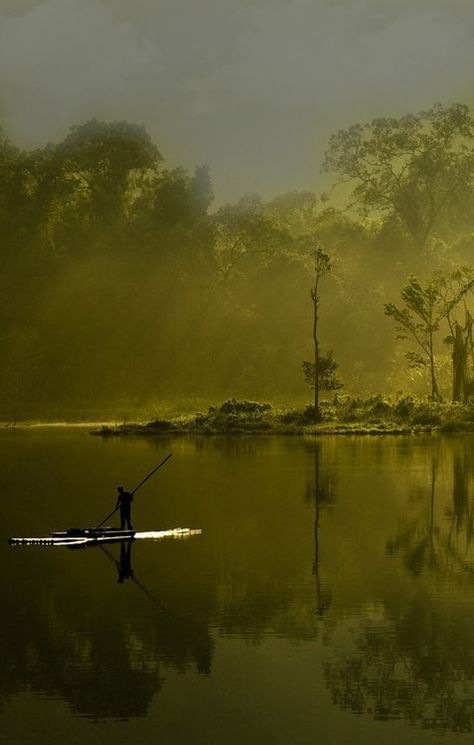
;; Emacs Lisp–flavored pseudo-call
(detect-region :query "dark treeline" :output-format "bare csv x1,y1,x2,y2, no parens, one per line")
1,104,474,419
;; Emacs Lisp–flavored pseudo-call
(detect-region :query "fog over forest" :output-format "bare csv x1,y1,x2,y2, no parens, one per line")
1,103,474,420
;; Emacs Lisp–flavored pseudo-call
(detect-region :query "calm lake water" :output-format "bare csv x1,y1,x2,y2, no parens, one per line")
2,429,474,744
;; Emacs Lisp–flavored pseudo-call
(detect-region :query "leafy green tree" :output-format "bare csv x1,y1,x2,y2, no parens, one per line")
48,119,162,255
323,103,474,250
130,164,215,271
302,353,342,401
385,276,445,400
0,118,222,416
214,195,288,280
0,119,162,264
385,270,474,400
58,119,161,214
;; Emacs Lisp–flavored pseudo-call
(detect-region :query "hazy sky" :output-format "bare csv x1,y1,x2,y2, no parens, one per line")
0,0,473,202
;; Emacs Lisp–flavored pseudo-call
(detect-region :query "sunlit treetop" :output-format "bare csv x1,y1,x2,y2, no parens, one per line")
323,103,474,249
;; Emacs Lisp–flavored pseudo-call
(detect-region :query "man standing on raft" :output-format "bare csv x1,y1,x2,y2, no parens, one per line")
116,486,134,530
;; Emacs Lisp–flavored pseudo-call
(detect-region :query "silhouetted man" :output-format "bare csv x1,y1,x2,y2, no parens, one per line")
116,486,134,530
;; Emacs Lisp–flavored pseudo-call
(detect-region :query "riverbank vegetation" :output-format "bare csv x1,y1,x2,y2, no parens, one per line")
1,103,474,421
92,396,474,437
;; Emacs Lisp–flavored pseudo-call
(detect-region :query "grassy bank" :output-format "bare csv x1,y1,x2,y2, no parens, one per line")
91,396,474,437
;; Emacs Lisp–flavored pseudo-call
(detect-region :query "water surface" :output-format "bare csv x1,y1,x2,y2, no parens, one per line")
2,429,474,743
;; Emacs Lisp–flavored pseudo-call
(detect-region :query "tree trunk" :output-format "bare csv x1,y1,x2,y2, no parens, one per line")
429,329,441,401
452,323,468,402
312,287,319,415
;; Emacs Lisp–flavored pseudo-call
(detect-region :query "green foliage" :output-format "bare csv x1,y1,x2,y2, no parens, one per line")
385,275,442,340
393,396,415,419
144,418,177,431
0,104,474,419
215,195,289,279
410,410,442,426
323,103,474,248
302,353,343,392
312,245,331,276
96,396,474,436
277,406,317,425
384,270,474,400
81,375,474,436
188,400,274,432
214,399,272,415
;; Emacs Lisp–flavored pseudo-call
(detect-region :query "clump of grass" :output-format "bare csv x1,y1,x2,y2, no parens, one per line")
277,405,318,426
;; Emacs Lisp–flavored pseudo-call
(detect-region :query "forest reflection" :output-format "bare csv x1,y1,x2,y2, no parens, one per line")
3,434,474,729
324,436,474,733
387,438,474,575
2,533,215,720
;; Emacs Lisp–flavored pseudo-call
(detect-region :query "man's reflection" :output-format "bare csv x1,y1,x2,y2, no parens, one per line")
117,540,134,584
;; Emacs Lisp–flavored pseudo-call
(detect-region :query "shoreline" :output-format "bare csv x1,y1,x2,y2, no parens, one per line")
91,424,427,437
0,421,117,429
4,397,474,437
89,397,474,437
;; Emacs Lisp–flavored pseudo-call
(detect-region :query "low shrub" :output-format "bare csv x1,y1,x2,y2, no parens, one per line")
410,411,442,426
278,405,319,425
393,396,415,420
217,399,272,415
338,398,364,422
145,418,177,431
366,396,393,418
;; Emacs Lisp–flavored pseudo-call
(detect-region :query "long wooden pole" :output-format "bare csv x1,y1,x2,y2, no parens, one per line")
130,453,173,496
95,453,173,529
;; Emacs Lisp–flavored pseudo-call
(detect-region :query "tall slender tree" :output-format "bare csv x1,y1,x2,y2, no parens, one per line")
302,245,342,415
385,276,444,400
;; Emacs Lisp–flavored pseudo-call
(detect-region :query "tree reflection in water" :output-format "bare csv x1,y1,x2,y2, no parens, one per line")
1,536,215,720
324,437,474,733
387,438,474,576
5,434,474,733
324,599,474,731
304,442,335,617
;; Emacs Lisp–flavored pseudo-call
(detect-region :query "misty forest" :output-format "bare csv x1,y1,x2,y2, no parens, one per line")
2,101,474,423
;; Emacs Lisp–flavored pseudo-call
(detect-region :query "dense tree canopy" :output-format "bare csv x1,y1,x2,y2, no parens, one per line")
0,106,473,419
323,103,474,251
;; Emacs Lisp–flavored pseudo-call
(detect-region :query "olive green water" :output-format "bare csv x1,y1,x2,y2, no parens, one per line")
1,429,474,744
